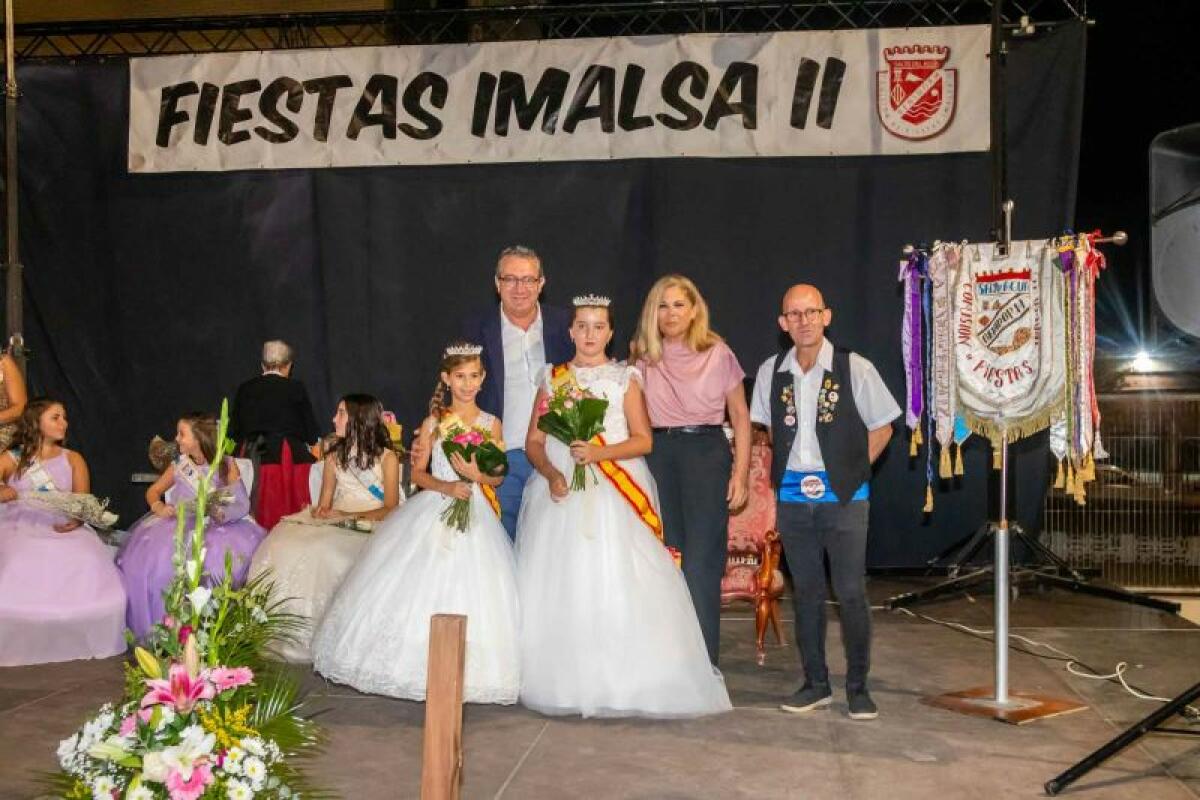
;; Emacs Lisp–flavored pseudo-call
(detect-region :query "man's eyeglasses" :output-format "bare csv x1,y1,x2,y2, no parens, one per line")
497,275,543,288
781,308,827,323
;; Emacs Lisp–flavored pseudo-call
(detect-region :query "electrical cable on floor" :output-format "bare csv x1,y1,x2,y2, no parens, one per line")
889,605,1200,721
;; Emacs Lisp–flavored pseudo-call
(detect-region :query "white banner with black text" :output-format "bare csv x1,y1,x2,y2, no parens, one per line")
129,25,990,172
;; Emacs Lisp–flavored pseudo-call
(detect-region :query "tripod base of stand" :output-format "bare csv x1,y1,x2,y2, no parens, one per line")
885,522,1182,614
923,686,1087,725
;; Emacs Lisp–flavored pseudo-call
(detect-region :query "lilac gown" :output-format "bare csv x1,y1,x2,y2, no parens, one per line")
0,450,126,666
117,458,265,640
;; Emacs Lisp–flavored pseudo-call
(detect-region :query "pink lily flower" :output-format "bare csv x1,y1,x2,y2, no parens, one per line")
208,666,254,693
141,664,215,713
177,625,193,645
166,761,214,800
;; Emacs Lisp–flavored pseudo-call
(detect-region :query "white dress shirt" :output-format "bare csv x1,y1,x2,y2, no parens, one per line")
750,339,901,472
500,305,546,450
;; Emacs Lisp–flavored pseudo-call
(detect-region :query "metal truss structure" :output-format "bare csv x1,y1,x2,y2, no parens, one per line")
10,1,1087,60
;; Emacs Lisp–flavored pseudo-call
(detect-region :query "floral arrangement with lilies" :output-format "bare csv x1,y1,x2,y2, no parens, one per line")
50,401,326,800
438,418,507,532
536,368,608,490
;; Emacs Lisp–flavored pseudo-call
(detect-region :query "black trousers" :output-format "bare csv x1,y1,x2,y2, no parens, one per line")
646,429,731,664
776,500,872,692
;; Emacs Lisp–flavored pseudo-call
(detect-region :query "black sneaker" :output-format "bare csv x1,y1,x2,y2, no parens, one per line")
847,689,878,721
780,684,832,714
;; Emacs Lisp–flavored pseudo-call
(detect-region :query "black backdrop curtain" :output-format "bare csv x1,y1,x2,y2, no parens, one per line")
15,23,1085,566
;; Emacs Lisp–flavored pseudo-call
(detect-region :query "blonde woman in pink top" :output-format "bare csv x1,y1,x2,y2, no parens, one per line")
631,274,751,664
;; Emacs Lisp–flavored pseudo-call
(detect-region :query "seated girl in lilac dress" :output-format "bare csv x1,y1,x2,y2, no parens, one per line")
0,398,126,666
117,411,265,640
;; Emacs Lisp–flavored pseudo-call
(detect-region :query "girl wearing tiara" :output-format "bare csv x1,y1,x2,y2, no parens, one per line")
516,296,731,717
248,394,400,662
313,343,520,705
117,411,265,640
0,399,126,665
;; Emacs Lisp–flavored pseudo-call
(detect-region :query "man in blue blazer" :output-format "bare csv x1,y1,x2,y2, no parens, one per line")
461,245,573,539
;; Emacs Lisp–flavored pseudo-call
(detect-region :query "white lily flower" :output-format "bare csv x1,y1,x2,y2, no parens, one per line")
128,786,155,800
142,750,170,783
187,585,212,613
160,725,216,781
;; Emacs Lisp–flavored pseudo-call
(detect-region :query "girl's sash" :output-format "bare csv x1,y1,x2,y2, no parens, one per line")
550,364,663,540
25,457,61,492
437,413,501,519
347,463,386,502
174,456,204,495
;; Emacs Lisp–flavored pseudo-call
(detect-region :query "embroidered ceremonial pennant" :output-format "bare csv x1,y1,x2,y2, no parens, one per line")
592,434,664,540
953,240,1065,447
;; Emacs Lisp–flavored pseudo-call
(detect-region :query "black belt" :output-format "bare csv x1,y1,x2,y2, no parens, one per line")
652,425,725,435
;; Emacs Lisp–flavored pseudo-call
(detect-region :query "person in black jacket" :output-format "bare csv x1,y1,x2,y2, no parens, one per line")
230,340,321,529
458,246,573,540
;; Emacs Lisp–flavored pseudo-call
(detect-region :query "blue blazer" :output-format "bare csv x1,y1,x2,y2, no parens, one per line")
461,304,575,422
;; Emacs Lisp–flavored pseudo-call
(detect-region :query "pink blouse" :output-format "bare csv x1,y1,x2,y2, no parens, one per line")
637,340,745,427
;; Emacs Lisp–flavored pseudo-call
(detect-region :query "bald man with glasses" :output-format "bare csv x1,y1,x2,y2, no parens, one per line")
750,284,900,721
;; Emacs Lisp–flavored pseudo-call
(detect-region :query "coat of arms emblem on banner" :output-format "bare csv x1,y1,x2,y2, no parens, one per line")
876,44,957,140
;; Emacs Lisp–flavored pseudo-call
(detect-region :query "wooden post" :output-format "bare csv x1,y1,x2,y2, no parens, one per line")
420,614,467,800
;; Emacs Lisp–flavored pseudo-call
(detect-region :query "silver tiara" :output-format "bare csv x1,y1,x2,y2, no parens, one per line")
444,343,483,357
573,294,611,308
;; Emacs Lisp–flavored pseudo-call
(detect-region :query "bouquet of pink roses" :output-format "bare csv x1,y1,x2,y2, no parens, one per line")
438,419,508,532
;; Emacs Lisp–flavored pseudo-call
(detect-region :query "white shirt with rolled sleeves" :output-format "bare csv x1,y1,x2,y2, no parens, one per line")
499,305,546,450
750,339,901,472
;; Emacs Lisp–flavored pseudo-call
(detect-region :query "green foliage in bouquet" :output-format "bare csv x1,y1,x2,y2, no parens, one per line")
536,371,608,490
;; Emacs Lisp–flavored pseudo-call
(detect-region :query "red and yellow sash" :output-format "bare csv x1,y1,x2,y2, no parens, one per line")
480,484,501,519
550,363,663,541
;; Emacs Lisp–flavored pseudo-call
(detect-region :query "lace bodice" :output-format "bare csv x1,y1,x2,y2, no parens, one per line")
540,362,641,444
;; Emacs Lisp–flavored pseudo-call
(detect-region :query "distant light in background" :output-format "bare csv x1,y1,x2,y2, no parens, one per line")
1131,350,1153,373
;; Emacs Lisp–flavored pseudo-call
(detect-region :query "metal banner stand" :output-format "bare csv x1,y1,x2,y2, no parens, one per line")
921,431,1087,724
916,201,1086,724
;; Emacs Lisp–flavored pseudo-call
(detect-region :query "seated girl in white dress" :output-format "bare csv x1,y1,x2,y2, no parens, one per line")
248,394,400,662
313,343,520,704
516,297,732,718
0,398,126,666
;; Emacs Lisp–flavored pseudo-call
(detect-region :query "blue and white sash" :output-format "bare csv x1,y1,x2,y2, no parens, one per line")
348,463,385,501
778,470,869,504
24,457,62,493
175,456,204,494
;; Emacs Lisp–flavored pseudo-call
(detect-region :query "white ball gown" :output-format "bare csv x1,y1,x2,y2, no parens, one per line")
312,412,520,704
516,362,732,718
247,457,386,662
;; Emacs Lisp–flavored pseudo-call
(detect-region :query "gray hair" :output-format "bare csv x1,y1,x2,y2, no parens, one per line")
495,245,543,278
261,340,293,369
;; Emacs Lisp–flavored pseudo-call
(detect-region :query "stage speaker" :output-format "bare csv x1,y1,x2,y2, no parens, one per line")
1151,122,1200,338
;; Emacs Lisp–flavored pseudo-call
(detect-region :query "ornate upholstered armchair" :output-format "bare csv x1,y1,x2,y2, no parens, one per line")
721,439,786,665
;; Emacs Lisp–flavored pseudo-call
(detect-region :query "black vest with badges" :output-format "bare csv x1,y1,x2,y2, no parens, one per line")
770,347,870,505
